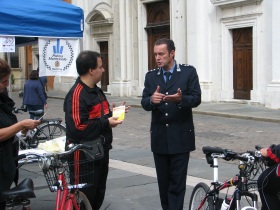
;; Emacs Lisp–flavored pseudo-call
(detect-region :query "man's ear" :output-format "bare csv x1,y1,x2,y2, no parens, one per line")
170,50,175,59
89,68,95,75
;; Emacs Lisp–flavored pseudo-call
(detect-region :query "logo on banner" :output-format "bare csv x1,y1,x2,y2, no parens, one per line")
42,39,74,72
0,36,15,52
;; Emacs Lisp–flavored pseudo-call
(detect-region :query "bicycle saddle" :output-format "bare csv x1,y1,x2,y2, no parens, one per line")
41,118,62,123
202,146,224,155
29,109,44,116
0,178,36,200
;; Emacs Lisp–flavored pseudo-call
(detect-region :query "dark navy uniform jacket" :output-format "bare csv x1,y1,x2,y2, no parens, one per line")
141,63,201,154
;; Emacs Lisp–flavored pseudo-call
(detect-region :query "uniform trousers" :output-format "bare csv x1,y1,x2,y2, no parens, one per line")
153,152,190,210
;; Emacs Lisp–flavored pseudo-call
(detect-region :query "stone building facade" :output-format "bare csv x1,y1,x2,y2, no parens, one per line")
4,0,280,109
71,0,280,109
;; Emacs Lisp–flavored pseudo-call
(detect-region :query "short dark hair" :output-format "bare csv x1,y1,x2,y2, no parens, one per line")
29,70,39,80
76,50,101,76
154,38,175,53
0,58,11,80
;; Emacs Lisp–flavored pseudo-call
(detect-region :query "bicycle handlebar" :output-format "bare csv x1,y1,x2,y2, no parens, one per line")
64,143,93,156
16,144,93,162
255,145,263,150
13,106,28,113
14,154,27,162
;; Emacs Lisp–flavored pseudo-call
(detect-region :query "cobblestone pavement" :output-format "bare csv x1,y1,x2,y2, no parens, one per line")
9,92,280,209
11,92,280,159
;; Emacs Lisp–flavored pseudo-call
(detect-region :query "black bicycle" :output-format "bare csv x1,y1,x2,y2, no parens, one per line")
189,146,266,210
13,107,66,150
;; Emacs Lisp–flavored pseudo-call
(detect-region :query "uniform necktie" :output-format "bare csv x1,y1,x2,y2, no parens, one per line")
164,72,171,84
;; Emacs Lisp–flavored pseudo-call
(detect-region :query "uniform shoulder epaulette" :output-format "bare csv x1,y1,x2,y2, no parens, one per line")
147,68,160,73
179,63,193,67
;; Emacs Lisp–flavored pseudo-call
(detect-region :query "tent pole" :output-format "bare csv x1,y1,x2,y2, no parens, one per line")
79,38,83,51
7,52,12,97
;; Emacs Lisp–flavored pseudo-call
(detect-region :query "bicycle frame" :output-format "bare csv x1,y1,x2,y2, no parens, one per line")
18,144,93,210
55,172,80,210
197,153,258,210
15,130,33,149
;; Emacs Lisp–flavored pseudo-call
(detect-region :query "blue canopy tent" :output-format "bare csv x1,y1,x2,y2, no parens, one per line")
0,0,84,92
0,0,84,39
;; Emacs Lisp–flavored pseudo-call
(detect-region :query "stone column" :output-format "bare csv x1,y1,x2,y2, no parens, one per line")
170,0,187,64
266,0,280,108
185,0,213,102
110,0,134,96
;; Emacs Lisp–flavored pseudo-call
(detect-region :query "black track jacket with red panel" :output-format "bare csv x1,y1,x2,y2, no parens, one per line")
63,77,113,150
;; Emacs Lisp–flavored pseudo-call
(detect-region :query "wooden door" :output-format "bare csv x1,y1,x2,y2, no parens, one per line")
233,27,253,100
145,1,170,70
100,42,109,92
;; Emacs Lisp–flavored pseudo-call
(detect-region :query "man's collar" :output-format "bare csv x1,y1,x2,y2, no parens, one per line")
161,60,176,74
77,77,98,92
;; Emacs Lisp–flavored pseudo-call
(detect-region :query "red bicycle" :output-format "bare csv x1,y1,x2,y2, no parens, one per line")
15,143,94,210
40,143,93,210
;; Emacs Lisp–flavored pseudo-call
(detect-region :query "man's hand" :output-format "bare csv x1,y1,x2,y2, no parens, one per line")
260,148,268,157
108,117,123,128
163,88,182,103
151,86,165,104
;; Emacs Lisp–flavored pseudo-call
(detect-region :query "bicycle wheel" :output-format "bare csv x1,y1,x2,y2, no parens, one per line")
74,191,92,210
189,182,215,210
31,123,66,147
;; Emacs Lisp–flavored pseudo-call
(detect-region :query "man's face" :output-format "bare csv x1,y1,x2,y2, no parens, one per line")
154,44,175,70
0,75,9,93
92,57,105,83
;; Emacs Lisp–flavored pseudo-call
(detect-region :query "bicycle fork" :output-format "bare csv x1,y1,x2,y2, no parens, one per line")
229,190,258,210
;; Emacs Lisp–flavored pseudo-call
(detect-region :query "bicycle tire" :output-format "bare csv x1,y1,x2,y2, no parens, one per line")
31,123,66,147
74,191,92,210
189,182,215,210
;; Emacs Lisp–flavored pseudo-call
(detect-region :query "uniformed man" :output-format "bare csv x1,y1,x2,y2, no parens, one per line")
141,38,201,210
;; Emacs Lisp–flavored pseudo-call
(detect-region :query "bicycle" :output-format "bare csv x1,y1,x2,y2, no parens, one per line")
3,143,94,210
0,155,36,210
189,146,266,210
13,107,66,150
40,143,94,210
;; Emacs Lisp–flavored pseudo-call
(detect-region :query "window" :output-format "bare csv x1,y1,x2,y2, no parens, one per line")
5,47,19,68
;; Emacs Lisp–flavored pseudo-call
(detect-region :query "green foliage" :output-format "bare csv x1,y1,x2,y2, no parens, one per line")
11,73,15,85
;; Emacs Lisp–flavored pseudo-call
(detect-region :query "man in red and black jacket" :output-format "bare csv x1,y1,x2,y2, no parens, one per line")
64,50,127,210
257,144,280,210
